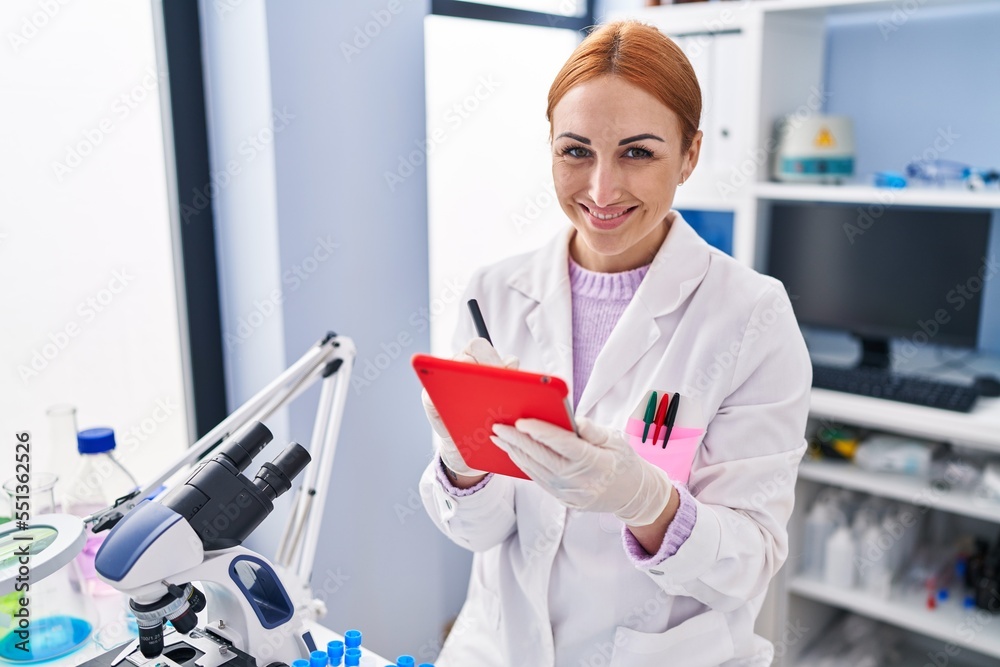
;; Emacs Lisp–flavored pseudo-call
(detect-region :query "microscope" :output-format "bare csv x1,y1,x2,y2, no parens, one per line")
84,421,313,667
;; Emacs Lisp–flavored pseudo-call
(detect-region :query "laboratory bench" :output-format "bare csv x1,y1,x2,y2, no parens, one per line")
35,593,393,667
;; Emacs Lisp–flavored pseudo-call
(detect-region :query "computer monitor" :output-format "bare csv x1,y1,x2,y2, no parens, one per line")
764,201,993,368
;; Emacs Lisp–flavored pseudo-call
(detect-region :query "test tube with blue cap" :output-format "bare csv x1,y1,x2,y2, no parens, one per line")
291,660,309,667
345,647,362,666
328,640,345,666
310,650,328,667
396,657,415,667
344,629,362,650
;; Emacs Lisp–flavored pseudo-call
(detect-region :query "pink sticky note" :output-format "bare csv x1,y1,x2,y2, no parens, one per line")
625,417,703,485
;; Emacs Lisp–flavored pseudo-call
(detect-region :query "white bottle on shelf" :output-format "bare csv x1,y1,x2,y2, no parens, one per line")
824,525,857,589
802,496,837,578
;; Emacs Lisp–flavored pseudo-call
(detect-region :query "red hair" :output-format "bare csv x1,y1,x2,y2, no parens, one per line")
547,21,702,152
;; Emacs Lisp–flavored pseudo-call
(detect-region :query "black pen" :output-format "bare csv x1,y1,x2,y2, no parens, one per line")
468,299,493,346
662,393,681,449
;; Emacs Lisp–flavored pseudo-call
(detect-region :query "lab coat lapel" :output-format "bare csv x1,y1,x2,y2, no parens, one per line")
576,214,712,418
507,228,576,399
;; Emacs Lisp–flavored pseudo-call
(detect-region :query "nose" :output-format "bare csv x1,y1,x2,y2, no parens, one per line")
588,157,624,208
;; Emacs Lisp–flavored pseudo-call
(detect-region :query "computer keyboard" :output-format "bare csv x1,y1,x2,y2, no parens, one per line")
811,364,980,412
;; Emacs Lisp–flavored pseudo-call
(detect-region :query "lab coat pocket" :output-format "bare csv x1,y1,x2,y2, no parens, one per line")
625,417,704,485
625,390,704,484
480,586,501,631
610,610,734,667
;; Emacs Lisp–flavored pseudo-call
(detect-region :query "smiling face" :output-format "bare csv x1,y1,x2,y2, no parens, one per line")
551,75,702,273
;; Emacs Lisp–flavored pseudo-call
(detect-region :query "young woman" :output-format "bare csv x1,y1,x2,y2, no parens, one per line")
419,20,811,667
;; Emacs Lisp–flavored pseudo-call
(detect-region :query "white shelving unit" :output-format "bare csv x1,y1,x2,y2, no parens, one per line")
754,182,1000,210
788,576,1000,659
809,391,1000,452
800,459,1000,526
612,0,1000,664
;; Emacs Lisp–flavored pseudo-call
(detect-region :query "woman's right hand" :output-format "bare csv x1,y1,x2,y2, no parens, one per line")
422,338,519,483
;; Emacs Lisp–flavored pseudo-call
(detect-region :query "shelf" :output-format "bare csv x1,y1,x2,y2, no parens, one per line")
617,0,1000,36
754,182,1000,210
608,2,754,36
796,638,996,667
810,389,1000,453
758,0,1000,16
789,576,1000,659
799,460,1000,523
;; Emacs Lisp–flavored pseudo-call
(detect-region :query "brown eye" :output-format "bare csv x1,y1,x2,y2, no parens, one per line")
561,146,590,158
624,146,653,159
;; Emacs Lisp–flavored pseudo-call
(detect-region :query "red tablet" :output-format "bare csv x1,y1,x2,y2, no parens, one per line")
412,353,576,480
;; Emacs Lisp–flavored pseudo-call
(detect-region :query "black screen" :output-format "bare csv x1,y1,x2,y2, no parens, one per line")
765,202,991,348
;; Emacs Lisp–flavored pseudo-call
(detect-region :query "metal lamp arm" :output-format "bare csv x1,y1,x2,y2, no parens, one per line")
85,331,355,557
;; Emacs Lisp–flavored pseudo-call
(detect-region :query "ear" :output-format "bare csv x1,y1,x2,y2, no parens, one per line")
680,130,703,183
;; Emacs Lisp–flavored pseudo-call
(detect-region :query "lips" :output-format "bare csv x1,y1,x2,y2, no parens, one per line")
580,203,637,231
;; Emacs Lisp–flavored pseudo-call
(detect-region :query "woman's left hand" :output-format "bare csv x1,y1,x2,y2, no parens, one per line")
491,417,673,527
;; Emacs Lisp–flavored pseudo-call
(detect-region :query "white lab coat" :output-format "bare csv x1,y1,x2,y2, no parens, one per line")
419,212,811,667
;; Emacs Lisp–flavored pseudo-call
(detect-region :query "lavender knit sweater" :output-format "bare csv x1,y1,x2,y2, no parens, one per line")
437,254,697,566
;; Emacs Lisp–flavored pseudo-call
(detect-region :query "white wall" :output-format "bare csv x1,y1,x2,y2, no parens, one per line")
0,0,189,499
263,2,463,659
200,0,470,659
197,0,290,440
424,16,580,356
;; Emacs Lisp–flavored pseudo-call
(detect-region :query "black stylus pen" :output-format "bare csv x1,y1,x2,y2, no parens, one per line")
468,299,493,346
662,393,681,449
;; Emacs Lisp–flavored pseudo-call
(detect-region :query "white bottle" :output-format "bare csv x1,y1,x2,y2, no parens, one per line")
803,498,837,578
824,525,857,589
859,523,892,598
64,427,139,596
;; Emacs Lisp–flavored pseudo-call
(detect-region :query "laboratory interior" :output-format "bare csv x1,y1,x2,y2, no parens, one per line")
3,0,1000,665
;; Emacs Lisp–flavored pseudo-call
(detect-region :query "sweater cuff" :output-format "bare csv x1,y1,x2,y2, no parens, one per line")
622,483,697,567
436,457,493,497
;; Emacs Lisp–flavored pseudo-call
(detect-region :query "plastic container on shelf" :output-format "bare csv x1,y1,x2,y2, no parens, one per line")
824,525,857,588
801,490,847,578
64,427,139,597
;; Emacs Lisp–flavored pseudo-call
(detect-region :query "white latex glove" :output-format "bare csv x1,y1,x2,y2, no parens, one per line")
421,337,519,477
491,416,673,526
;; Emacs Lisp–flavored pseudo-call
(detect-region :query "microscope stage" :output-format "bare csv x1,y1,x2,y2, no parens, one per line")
79,628,256,667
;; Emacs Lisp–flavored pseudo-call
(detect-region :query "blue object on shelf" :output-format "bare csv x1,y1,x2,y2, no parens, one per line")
874,171,907,188
676,209,734,256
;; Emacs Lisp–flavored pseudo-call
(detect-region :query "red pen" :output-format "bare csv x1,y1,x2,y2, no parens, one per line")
650,393,670,446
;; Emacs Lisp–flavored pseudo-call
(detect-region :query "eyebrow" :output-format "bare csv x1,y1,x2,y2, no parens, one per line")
554,132,665,146
619,133,665,145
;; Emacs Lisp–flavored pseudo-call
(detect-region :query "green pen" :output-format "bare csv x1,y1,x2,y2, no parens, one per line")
642,391,657,443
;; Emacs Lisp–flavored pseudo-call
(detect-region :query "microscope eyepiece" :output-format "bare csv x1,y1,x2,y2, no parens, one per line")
253,443,311,501
218,421,273,472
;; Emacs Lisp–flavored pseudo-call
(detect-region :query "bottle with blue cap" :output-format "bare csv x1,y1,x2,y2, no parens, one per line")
64,427,139,596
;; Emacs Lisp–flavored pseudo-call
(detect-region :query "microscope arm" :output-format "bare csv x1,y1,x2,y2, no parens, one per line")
85,332,356,550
